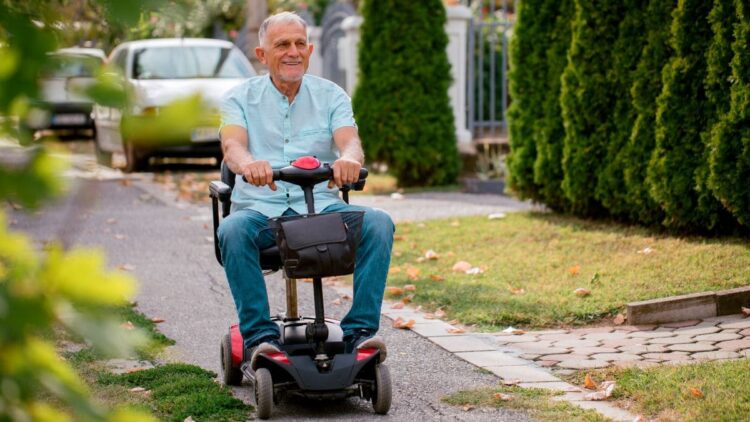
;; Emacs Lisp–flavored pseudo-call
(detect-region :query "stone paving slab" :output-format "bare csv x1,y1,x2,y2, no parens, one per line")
429,335,498,352
456,351,529,367
485,365,560,382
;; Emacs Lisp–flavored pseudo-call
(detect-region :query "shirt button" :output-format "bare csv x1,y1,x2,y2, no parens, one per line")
285,139,289,143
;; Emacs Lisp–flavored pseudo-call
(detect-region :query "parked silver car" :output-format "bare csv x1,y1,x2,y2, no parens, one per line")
93,38,255,171
26,47,106,134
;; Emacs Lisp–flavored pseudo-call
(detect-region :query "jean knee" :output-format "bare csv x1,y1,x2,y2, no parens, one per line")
363,208,395,240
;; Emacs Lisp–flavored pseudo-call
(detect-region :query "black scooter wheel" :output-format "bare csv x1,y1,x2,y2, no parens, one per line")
372,363,392,414
255,367,274,419
221,333,242,386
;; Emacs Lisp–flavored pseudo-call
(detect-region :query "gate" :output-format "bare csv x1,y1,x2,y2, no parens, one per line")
466,0,514,142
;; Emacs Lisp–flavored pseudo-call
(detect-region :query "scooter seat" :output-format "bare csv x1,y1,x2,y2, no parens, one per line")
259,245,282,271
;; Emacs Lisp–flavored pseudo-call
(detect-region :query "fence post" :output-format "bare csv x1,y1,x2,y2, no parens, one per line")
445,5,473,152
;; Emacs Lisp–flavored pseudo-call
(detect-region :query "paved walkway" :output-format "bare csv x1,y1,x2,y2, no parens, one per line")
371,303,750,421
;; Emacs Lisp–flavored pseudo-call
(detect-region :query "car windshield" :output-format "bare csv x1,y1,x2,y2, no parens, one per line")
46,54,101,78
133,46,252,80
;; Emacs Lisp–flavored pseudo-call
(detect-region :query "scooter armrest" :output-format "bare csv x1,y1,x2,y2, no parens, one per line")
209,181,232,202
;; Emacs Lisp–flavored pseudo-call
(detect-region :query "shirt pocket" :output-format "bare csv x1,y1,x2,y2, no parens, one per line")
296,128,334,158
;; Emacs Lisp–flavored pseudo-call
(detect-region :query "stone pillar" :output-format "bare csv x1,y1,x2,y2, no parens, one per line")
245,0,268,73
339,15,363,95
445,5,472,148
308,26,323,77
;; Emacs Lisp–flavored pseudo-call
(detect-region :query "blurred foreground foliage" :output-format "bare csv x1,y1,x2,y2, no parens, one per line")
0,1,181,421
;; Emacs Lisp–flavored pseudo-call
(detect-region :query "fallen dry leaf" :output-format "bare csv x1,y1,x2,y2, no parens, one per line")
184,417,196,422
741,306,750,316
404,284,417,292
386,286,404,296
452,261,472,273
462,405,475,412
150,317,165,324
331,298,342,305
502,326,526,335
613,314,626,325
415,257,426,263
568,265,581,276
574,288,591,297
689,387,704,398
117,264,136,272
340,294,352,301
406,267,421,280
121,321,135,331
447,319,459,325
584,374,598,390
300,278,313,283
434,309,447,318
466,267,484,275
392,317,416,329
447,327,465,334
450,220,460,227
424,249,439,260
493,392,513,401
502,378,521,386
430,274,445,281
129,387,147,393
637,247,654,255
390,302,404,309
120,179,131,187
415,305,423,312
401,296,412,304
106,218,117,224
509,287,525,295
126,367,148,373
388,266,402,274
584,381,616,401
632,416,646,422
488,212,506,220
393,251,403,257
393,235,405,241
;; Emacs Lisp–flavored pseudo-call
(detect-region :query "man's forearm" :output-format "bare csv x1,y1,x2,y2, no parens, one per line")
222,141,253,174
338,136,365,164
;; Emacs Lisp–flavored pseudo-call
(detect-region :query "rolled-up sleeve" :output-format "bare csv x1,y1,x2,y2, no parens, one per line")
219,88,247,133
329,86,357,132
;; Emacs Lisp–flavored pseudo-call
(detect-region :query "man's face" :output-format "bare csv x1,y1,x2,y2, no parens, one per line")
256,22,312,84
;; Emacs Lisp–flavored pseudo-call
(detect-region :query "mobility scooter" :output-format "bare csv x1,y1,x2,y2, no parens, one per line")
209,156,391,419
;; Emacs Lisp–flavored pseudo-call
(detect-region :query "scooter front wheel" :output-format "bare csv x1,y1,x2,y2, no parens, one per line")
372,363,392,414
255,367,274,419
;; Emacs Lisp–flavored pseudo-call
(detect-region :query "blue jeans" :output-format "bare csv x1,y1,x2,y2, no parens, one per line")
217,202,394,348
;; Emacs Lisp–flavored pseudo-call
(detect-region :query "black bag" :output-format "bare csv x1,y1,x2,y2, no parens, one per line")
268,211,364,278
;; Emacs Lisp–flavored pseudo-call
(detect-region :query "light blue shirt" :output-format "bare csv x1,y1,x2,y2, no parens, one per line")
219,74,357,217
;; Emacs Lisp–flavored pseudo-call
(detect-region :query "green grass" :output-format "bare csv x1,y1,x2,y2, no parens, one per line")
442,385,610,421
98,364,250,422
387,212,750,329
562,359,750,421
58,305,250,422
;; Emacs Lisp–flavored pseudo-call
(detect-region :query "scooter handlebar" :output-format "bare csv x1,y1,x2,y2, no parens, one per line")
243,164,368,188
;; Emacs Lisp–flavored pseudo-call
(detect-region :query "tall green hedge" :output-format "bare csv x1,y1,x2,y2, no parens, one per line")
709,0,750,225
649,0,728,230
623,0,675,225
352,0,459,187
560,0,626,216
532,0,573,212
595,0,648,220
507,0,544,202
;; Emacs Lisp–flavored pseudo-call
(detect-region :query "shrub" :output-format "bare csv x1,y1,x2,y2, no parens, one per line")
594,0,649,220
560,0,626,216
622,0,676,225
709,0,750,226
353,0,460,187
649,0,731,230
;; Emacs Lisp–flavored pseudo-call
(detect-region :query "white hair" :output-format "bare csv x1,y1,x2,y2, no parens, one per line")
258,11,308,47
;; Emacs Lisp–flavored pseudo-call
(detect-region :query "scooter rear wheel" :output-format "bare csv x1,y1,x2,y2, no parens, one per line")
372,363,392,414
255,367,274,419
221,333,242,386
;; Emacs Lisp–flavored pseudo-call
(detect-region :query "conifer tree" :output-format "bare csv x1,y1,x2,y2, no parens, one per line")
352,0,459,187
560,0,626,216
595,0,648,219
649,0,729,230
623,0,675,225
709,0,750,226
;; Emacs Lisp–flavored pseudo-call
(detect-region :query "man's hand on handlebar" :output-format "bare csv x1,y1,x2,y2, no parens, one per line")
241,160,277,191
328,157,362,189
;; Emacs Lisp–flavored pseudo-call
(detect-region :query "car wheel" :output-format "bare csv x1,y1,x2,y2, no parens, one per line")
123,141,149,173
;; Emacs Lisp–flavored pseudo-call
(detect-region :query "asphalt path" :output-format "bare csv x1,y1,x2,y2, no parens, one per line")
9,153,534,421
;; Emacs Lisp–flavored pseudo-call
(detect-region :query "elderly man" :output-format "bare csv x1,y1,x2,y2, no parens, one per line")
218,11,393,364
